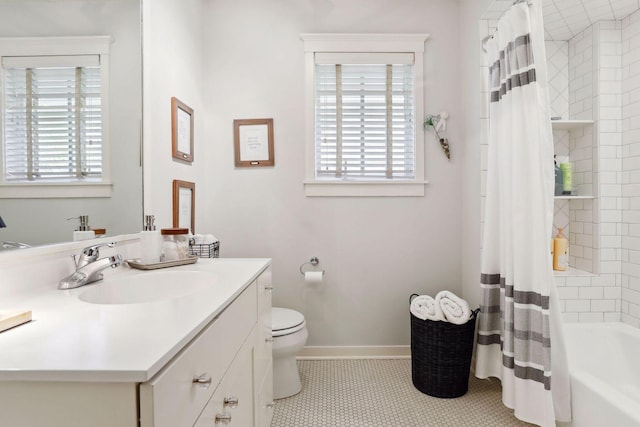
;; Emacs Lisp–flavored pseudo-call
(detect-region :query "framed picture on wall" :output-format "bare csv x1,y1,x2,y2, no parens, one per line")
171,97,194,162
173,179,195,233
233,118,274,167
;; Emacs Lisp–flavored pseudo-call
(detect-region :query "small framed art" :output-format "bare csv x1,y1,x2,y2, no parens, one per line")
171,97,194,162
233,118,274,167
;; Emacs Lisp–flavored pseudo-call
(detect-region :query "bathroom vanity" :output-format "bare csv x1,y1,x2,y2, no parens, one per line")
0,248,273,427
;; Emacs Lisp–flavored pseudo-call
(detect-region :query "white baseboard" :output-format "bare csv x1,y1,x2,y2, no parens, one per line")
297,345,411,360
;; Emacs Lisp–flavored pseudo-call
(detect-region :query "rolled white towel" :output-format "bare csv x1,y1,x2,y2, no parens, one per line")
410,295,445,321
435,290,471,325
203,234,217,244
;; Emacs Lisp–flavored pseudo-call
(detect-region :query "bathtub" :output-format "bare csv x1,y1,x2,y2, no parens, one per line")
559,322,640,427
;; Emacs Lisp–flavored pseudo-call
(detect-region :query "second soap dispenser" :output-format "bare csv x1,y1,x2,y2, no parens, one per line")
140,215,163,264
69,215,95,241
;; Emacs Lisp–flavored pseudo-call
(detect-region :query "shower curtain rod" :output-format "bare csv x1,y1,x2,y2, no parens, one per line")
481,0,533,53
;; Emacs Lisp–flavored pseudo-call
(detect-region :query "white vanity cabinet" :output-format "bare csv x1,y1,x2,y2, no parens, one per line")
0,261,273,427
140,266,273,427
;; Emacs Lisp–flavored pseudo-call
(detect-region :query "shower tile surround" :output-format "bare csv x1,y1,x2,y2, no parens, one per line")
479,1,640,325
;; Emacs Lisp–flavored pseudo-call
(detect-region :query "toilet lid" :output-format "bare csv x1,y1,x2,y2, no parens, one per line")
272,307,305,332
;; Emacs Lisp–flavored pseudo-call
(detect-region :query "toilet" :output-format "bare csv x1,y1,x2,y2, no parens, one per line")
271,307,308,399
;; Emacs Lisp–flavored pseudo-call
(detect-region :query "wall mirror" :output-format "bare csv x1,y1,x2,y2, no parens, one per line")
0,0,142,249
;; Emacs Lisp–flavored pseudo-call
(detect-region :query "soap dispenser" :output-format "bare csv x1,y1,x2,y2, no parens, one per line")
140,215,162,264
68,215,96,241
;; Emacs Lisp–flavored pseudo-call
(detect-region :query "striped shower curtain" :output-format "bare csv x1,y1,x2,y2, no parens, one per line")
475,1,571,426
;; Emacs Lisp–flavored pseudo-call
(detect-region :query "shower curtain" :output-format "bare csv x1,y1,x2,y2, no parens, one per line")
475,1,571,426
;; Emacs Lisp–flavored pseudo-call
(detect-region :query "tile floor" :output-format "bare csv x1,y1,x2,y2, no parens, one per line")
271,359,532,427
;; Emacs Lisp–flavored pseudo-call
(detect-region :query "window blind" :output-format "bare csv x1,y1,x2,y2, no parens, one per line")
314,55,415,180
2,55,102,182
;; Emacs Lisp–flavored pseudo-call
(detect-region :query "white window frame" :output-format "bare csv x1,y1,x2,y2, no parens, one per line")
0,36,112,199
301,33,429,197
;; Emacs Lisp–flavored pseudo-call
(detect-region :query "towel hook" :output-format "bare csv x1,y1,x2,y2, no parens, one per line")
299,257,320,276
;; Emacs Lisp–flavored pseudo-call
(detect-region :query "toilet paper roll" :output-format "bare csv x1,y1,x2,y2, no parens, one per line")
304,271,324,283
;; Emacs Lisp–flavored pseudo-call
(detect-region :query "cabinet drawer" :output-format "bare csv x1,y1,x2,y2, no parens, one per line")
140,282,258,427
194,328,256,427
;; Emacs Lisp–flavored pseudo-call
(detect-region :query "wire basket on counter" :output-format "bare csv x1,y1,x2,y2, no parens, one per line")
190,241,220,258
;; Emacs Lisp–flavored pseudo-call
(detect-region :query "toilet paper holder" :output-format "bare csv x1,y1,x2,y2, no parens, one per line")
299,257,324,276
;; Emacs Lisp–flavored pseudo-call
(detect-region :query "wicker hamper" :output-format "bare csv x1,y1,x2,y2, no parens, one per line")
409,293,478,398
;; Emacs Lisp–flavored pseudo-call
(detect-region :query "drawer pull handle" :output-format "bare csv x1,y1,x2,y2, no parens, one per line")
265,337,274,343
223,396,239,408
265,286,273,291
215,413,232,424
192,373,212,389
266,402,275,409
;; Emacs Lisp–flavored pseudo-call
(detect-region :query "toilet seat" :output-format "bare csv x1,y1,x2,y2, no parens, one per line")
272,307,306,337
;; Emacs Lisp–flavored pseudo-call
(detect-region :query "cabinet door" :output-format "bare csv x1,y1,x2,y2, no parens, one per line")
0,382,137,427
255,267,273,427
257,362,274,427
194,328,257,427
255,267,273,378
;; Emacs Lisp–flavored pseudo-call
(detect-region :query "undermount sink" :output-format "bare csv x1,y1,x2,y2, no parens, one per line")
78,270,215,305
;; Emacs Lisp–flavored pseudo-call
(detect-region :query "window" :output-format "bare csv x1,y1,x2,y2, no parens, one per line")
0,36,111,198
302,34,429,197
315,54,415,180
3,56,102,182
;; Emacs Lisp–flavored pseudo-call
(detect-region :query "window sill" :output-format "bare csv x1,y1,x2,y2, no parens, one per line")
0,182,113,199
304,180,429,197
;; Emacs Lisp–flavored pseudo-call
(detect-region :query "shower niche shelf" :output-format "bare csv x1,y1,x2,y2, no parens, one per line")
553,267,597,278
554,195,595,200
551,119,594,131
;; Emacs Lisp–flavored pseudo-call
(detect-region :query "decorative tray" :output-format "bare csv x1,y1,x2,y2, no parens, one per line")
125,255,199,270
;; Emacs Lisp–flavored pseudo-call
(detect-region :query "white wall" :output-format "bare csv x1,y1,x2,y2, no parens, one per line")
142,0,206,231
0,0,142,246
200,0,464,346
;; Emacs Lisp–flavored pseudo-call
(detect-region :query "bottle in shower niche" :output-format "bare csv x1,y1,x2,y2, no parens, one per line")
560,162,572,195
553,228,568,271
554,156,563,196
140,215,162,264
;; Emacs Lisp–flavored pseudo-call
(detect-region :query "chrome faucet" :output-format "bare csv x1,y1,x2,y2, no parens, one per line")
58,242,123,290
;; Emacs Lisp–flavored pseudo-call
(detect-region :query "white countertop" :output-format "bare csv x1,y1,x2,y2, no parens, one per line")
0,258,270,383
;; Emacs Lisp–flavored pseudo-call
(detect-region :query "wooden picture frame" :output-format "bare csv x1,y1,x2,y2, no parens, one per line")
172,180,195,233
233,118,274,167
171,97,194,162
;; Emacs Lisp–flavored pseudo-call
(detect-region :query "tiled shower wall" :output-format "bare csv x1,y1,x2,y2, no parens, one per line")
549,40,572,254
621,10,640,326
555,21,622,322
567,25,598,274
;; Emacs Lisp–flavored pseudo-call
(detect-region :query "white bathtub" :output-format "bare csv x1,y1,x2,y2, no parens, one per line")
559,322,640,427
